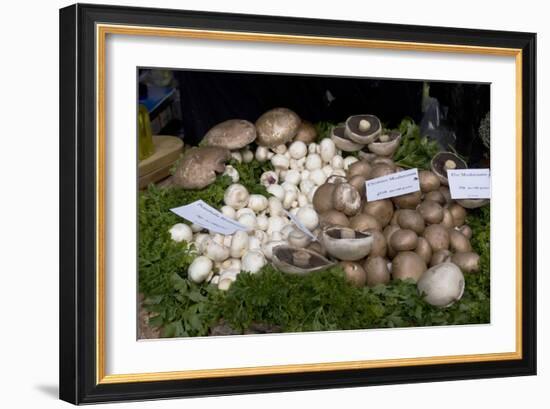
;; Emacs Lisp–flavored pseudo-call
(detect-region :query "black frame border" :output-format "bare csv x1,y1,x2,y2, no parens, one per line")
59,3,536,404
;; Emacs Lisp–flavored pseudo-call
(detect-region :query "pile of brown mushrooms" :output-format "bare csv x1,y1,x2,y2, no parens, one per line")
167,109,488,308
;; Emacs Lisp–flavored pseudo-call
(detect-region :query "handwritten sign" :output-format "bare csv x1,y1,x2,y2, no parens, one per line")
285,210,317,241
448,169,491,199
365,168,420,201
170,200,249,235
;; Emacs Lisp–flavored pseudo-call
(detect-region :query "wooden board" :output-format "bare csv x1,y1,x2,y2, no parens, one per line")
138,135,183,177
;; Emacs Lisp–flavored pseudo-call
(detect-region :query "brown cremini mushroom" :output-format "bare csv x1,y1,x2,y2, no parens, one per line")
451,252,480,274
349,213,382,232
362,199,394,227
392,251,427,282
348,175,366,197
392,191,422,209
363,256,390,287
397,209,425,234
173,147,231,189
202,119,256,150
332,183,362,216
347,160,372,179
457,198,490,209
441,208,455,229
294,120,317,143
424,190,446,205
415,237,433,264
430,249,452,267
368,163,395,180
423,224,450,252
366,229,387,257
459,225,473,239
417,200,444,224
312,183,337,214
341,261,367,287
390,229,418,252
255,108,301,147
449,229,472,253
319,210,350,227
419,170,441,193
448,203,467,227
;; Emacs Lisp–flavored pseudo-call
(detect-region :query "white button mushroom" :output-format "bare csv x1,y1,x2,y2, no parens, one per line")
267,215,287,235
267,184,285,201
297,193,309,207
256,214,269,231
305,153,322,171
296,206,319,230
231,151,243,163
238,213,257,230
281,181,299,193
272,144,287,154
331,155,344,169
299,179,315,196
331,169,347,178
254,230,269,244
319,138,337,163
300,169,311,182
188,256,213,283
255,146,269,162
220,205,236,220
260,170,279,187
236,207,255,218
271,153,290,170
222,165,239,182
310,168,328,186
284,169,301,185
248,194,269,213
322,165,334,177
308,142,319,155
224,184,250,210
230,230,249,258
241,250,266,273
204,240,230,262
190,223,204,233
193,234,211,253
270,231,284,242
268,197,285,216
262,240,286,261
248,236,262,251
241,149,254,163
280,224,295,240
283,190,297,209
221,258,242,271
169,223,193,242
288,141,307,159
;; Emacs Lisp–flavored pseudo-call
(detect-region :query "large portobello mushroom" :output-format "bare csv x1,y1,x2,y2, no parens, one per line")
172,146,230,189
272,246,335,275
202,119,256,150
255,107,301,147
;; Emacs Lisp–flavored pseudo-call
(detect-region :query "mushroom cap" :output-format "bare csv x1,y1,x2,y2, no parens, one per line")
368,163,395,180
415,237,433,264
397,209,425,235
430,249,452,267
418,170,441,193
459,225,473,239
366,229,387,257
430,152,467,185
456,198,490,209
345,114,382,144
349,213,382,232
362,199,394,228
312,183,337,214
332,183,362,216
448,229,472,253
439,186,453,205
255,108,301,147
390,229,418,252
294,120,317,143
319,210,350,227
172,146,231,189
321,226,374,261
451,252,480,274
202,119,256,150
330,126,364,152
363,256,390,287
340,261,367,287
348,175,367,197
417,262,465,307
392,251,427,282
417,200,444,224
423,224,450,252
424,190,446,206
441,208,455,229
368,130,402,157
392,190,422,209
273,246,335,275
448,203,467,227
347,160,372,179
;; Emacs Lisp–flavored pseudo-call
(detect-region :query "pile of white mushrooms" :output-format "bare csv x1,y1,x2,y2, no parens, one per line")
168,108,488,308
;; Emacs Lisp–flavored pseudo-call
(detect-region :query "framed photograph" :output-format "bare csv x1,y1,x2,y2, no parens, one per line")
59,3,536,404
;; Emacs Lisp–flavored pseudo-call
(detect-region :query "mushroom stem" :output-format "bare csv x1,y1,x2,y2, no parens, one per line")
359,119,371,132
444,159,457,169
293,250,312,267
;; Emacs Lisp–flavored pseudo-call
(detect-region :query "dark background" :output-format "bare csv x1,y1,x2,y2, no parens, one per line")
139,69,490,164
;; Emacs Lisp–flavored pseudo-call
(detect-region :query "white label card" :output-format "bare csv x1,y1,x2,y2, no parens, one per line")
286,211,318,241
448,169,491,199
170,200,249,235
365,168,420,202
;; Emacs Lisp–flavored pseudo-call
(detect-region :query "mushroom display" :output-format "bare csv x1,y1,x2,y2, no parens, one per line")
163,110,487,302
